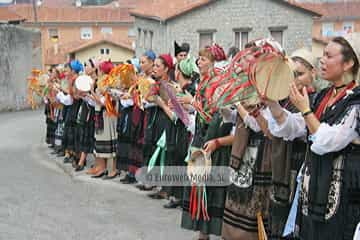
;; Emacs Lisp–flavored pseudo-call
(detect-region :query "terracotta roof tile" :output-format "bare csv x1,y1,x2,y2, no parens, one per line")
130,0,212,21
298,2,360,20
8,5,134,23
0,6,25,22
5,0,74,7
130,0,321,22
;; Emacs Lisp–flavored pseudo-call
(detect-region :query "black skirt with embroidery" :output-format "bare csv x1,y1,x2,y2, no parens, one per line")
74,101,95,154
116,104,133,171
181,113,233,236
63,100,81,152
143,106,162,165
45,103,56,145
128,106,145,175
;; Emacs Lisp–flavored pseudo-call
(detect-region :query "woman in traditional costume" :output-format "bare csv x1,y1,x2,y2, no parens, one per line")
73,68,96,172
135,50,160,190
112,64,138,182
61,60,83,165
154,57,199,208
53,68,67,157
266,34,360,240
44,68,58,148
145,54,176,200
180,44,234,240
221,46,317,240
118,61,145,184
89,60,118,178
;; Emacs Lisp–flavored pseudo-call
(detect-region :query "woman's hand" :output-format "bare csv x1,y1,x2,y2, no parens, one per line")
154,96,165,108
289,83,310,113
235,102,248,120
168,99,174,111
203,140,218,154
177,94,193,105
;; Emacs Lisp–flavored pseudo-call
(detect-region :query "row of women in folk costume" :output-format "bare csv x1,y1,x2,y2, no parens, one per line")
29,33,360,240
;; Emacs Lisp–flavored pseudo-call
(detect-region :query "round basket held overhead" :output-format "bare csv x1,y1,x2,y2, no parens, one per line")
249,53,295,101
75,75,93,92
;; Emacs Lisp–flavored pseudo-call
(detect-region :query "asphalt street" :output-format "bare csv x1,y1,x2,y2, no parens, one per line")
0,109,199,240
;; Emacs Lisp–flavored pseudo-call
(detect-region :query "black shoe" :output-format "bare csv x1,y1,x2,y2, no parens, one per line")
148,191,166,200
48,144,55,149
91,170,108,178
103,171,119,180
136,184,155,191
163,200,181,209
63,156,71,164
120,174,136,183
75,165,85,172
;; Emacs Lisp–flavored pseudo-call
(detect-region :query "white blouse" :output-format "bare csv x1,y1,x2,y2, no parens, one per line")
83,96,96,107
56,92,73,106
242,108,273,133
267,106,360,155
120,98,134,108
143,100,157,109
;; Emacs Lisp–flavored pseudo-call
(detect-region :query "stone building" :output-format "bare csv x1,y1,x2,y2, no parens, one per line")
131,0,321,57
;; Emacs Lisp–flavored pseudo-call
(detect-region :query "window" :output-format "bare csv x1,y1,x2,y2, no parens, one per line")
138,28,142,47
101,27,112,35
128,27,136,37
48,28,59,41
322,22,334,37
198,30,215,49
100,48,110,55
270,30,283,46
269,26,286,47
234,31,249,50
81,27,92,40
343,22,354,34
149,31,153,50
143,30,147,49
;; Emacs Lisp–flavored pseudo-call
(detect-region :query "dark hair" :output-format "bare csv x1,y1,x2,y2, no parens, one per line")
227,46,240,59
292,56,313,71
89,58,95,68
332,36,359,76
244,41,256,49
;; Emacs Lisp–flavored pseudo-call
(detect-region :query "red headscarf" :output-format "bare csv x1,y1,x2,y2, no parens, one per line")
207,43,226,62
99,60,114,74
159,54,174,70
59,72,66,79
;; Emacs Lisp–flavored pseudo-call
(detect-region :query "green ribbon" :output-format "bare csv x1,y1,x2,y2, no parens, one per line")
43,86,49,96
147,130,166,176
197,187,201,220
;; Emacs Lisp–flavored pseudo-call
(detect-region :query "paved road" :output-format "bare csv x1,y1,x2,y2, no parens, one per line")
0,109,199,240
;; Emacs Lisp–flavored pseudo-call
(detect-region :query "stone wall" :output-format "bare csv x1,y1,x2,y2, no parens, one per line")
134,0,315,57
0,25,42,111
134,17,166,57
